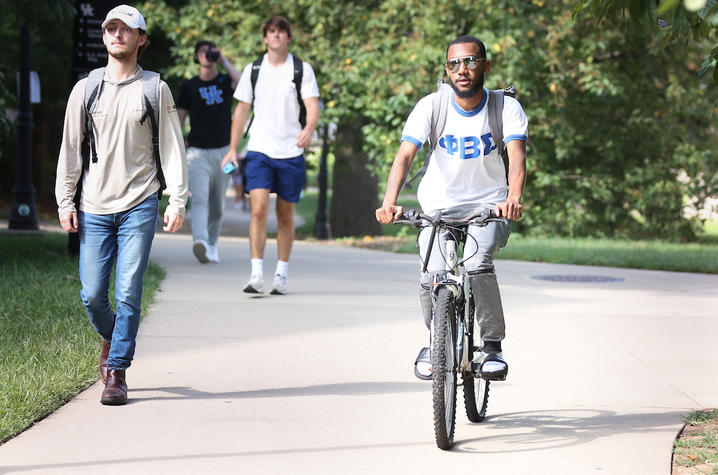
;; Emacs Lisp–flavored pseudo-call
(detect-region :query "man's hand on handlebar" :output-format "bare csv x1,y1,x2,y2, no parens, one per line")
494,199,523,221
375,204,404,224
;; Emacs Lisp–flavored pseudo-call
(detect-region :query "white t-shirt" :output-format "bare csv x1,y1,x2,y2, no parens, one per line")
234,54,319,158
401,89,528,213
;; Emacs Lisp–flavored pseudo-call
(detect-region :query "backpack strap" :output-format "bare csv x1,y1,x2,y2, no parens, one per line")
84,68,105,166
429,79,452,150
243,56,264,138
404,80,452,190
488,86,517,181
138,69,166,193
292,55,306,129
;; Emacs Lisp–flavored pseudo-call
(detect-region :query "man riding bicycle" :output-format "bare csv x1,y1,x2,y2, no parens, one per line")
376,35,528,381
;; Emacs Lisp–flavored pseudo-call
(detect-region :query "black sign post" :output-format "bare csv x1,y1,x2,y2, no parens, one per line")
8,24,39,231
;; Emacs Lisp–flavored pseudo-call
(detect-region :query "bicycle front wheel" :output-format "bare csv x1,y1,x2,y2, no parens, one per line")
432,287,458,450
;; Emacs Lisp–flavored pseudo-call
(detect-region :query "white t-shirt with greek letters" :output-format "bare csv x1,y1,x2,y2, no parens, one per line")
401,89,528,213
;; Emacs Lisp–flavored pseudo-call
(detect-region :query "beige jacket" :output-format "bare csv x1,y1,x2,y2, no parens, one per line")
56,66,188,217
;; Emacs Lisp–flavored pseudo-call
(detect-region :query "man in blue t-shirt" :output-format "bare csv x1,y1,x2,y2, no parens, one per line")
178,41,241,264
376,35,528,382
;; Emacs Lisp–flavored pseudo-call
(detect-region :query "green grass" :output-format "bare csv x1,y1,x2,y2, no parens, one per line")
497,235,718,273
0,232,165,443
673,409,718,471
377,234,718,274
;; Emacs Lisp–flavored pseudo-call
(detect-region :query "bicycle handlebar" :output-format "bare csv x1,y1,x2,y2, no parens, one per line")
395,208,501,228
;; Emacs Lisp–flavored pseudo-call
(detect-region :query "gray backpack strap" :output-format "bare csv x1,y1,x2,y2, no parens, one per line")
403,80,452,191
490,85,517,181
139,70,166,191
428,79,452,150
487,89,505,156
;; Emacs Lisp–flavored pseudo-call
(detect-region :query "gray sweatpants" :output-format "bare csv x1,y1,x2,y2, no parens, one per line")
417,205,510,344
187,146,230,246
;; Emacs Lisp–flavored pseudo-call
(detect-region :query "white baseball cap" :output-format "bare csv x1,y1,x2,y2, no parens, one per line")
101,5,147,31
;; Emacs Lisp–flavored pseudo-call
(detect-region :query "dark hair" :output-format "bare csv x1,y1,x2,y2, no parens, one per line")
138,29,149,58
263,15,292,39
194,40,217,56
446,35,486,60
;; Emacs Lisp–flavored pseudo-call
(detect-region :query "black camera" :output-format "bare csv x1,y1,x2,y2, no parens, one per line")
206,50,220,62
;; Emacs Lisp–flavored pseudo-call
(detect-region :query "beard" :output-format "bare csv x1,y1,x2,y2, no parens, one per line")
448,73,484,99
107,46,137,60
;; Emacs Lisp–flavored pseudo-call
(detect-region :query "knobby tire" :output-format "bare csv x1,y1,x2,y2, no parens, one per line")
432,287,458,450
463,374,490,422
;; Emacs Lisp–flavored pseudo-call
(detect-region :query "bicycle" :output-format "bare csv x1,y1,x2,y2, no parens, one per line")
396,208,505,450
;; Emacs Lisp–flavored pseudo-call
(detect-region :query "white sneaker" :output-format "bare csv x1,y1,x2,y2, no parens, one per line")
243,274,264,293
206,245,219,263
192,240,209,264
270,274,288,295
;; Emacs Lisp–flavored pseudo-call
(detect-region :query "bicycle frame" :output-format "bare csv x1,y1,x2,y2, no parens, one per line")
421,220,474,374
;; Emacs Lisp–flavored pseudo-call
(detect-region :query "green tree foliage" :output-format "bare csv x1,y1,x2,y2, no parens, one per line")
5,0,704,239
574,0,718,84
505,1,718,239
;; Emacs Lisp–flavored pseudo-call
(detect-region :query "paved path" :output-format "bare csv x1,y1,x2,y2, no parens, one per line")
1,229,717,474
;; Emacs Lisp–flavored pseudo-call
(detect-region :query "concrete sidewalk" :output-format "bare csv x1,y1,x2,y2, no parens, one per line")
161,192,305,238
1,230,717,474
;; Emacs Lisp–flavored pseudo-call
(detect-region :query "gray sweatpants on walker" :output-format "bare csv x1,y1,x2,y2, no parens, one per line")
417,205,511,345
187,146,231,246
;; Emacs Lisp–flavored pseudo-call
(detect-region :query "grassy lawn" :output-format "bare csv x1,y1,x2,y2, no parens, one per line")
673,409,718,473
0,232,164,443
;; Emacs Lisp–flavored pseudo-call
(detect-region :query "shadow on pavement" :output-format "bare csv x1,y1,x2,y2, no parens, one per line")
128,380,429,402
453,408,684,454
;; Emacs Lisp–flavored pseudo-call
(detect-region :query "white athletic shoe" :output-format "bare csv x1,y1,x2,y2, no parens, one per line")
243,274,264,293
270,274,288,295
206,245,219,263
192,240,209,264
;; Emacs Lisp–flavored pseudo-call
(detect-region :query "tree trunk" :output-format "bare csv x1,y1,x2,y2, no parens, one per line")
329,118,382,237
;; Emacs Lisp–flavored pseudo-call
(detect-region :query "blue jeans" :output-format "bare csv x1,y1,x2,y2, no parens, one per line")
78,194,158,370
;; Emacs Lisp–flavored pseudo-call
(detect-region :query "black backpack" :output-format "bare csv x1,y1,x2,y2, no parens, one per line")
243,54,306,138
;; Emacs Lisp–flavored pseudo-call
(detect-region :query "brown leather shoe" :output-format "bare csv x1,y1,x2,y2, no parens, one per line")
99,340,111,383
100,369,127,406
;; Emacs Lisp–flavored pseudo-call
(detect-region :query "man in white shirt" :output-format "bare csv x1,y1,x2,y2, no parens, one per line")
55,5,188,405
222,15,319,295
376,35,528,381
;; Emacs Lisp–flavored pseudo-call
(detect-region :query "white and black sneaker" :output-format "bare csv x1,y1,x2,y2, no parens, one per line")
243,274,264,293
270,274,288,295
192,240,209,264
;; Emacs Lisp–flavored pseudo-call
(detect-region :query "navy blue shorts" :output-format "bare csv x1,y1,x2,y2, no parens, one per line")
243,151,305,203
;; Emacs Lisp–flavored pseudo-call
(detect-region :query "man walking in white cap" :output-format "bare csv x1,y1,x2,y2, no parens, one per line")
55,5,188,405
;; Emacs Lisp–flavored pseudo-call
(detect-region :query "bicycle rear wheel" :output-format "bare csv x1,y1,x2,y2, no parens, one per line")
432,287,458,450
463,374,490,422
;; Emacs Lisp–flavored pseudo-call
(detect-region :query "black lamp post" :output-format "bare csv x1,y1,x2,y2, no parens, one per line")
8,24,39,231
313,123,330,239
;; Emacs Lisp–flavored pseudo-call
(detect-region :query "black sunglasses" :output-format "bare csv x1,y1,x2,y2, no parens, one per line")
446,55,486,73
